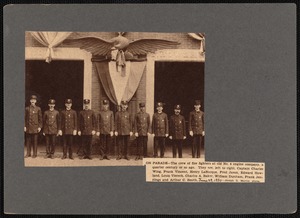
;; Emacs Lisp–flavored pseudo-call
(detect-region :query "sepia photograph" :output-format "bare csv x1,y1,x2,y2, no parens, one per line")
25,31,205,167
4,3,296,215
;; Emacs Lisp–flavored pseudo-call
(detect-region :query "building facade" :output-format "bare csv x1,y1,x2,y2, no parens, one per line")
25,32,205,154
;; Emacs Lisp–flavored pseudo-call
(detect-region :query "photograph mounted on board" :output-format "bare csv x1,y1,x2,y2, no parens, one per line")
24,31,205,167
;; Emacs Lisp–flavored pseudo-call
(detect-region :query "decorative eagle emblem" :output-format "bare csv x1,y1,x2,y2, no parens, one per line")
63,32,180,75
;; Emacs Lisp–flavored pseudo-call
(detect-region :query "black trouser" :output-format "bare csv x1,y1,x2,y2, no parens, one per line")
26,133,38,156
63,135,73,158
192,134,202,158
172,139,183,158
81,135,93,157
154,137,165,158
45,134,56,155
137,136,148,157
117,135,129,157
100,134,111,157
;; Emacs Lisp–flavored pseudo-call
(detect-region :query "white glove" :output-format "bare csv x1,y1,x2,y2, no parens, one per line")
152,134,155,137
43,133,45,136
169,136,172,140
24,127,26,132
92,130,96,135
110,131,114,137
147,132,151,136
135,133,139,137
130,132,133,136
73,130,77,136
165,134,169,137
38,127,41,133
202,131,205,136
58,130,62,136
183,136,186,140
115,131,118,136
77,131,81,136
96,132,100,136
189,131,193,136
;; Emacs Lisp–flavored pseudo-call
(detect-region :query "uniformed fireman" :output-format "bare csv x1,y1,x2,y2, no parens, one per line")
134,102,151,160
78,99,97,160
42,99,60,159
115,100,133,160
24,95,43,158
152,102,169,158
59,99,77,160
169,104,186,158
189,100,205,158
97,99,114,160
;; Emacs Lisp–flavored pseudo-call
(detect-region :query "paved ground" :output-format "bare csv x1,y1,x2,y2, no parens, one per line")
24,143,205,167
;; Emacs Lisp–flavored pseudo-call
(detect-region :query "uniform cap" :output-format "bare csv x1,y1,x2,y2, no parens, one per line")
156,102,164,107
139,102,145,107
174,104,181,110
194,100,201,105
121,100,128,105
103,99,109,105
30,95,37,100
48,99,56,104
65,99,72,104
83,99,90,104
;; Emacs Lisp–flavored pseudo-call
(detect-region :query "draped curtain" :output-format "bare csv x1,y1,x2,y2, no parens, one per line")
94,61,146,106
188,33,205,53
94,62,118,105
30,32,72,63
122,62,146,102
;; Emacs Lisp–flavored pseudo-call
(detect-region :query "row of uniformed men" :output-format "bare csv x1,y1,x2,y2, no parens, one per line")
25,95,204,160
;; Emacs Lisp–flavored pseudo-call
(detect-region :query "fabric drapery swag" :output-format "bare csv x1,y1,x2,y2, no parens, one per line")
95,62,118,105
122,62,146,101
95,61,146,106
188,33,205,53
30,32,72,63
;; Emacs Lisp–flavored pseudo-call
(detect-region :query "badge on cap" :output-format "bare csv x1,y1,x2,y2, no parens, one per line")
84,99,90,104
121,100,128,105
174,104,181,110
65,99,72,104
156,102,164,107
48,99,56,104
103,99,109,105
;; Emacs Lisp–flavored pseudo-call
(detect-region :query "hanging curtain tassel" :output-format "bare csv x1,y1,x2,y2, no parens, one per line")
45,45,53,63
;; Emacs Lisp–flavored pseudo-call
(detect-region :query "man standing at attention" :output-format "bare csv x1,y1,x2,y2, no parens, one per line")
152,102,169,158
24,95,43,158
59,99,77,160
115,100,133,160
169,104,186,158
189,100,205,158
134,102,151,160
78,99,97,160
97,99,114,160
43,99,60,159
